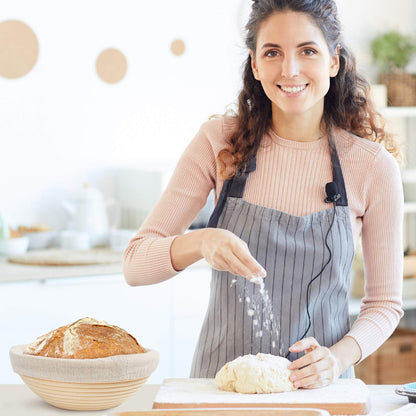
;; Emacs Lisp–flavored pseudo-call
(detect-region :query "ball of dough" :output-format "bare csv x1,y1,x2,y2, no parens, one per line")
215,353,297,394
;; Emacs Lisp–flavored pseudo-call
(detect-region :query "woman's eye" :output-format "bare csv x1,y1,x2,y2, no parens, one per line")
265,50,280,57
302,48,317,56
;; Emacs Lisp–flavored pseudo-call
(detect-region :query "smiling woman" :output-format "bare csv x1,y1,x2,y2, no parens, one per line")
123,0,404,390
250,11,340,140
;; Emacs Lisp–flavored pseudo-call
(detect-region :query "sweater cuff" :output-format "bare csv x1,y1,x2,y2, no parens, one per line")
346,324,383,364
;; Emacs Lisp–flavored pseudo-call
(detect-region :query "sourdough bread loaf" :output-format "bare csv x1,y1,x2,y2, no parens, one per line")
24,317,145,359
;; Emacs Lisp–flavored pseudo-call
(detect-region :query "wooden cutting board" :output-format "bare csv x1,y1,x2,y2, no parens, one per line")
115,409,330,416
8,248,122,266
152,378,370,415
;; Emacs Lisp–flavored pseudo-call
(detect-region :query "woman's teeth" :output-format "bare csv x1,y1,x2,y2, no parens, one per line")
280,85,307,93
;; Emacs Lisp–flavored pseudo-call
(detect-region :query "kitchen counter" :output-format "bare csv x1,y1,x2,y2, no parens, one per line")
0,383,412,416
3,254,416,317
0,254,209,284
0,253,122,283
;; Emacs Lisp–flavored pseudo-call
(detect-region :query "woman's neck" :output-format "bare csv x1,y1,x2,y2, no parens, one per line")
271,109,325,142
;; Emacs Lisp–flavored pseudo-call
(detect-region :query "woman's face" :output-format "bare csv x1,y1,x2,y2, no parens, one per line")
251,11,339,121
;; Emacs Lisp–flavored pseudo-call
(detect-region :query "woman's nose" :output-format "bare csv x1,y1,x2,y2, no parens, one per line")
281,55,300,78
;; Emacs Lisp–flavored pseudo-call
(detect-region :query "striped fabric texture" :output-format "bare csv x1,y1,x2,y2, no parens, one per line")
191,196,354,378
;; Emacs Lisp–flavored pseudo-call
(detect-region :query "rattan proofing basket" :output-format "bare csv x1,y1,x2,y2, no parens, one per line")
9,344,159,410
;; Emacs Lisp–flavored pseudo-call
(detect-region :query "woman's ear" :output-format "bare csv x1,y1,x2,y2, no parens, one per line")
250,50,260,80
329,45,341,78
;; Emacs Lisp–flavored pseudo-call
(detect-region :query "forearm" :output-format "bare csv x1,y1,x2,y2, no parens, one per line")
330,335,362,374
170,229,206,271
123,235,180,286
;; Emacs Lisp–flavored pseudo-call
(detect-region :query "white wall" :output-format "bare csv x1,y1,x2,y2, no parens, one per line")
336,0,416,80
1,0,415,230
0,0,246,229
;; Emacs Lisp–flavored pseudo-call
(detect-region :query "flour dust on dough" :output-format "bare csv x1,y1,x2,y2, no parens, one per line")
215,353,297,394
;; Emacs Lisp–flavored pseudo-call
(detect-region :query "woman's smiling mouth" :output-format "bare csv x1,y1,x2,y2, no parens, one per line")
278,84,308,94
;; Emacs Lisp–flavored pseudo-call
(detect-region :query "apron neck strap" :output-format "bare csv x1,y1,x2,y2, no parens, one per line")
207,137,348,228
330,142,348,207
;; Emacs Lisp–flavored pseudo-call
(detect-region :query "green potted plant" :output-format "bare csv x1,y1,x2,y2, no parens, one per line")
371,31,416,106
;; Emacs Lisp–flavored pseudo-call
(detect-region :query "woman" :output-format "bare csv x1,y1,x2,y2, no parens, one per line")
124,0,403,389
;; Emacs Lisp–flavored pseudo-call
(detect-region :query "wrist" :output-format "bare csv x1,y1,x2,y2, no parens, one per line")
330,336,362,374
170,228,206,271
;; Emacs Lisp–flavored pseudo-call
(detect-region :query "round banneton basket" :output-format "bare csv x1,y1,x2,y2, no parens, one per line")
9,344,159,411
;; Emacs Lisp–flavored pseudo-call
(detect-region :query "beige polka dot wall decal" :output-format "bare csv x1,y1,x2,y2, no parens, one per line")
171,39,185,56
0,20,39,79
96,48,127,84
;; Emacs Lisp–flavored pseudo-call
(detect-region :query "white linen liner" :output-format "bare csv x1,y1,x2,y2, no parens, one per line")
9,344,158,383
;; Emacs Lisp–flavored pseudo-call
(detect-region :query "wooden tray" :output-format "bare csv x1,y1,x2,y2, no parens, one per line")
152,378,370,416
8,248,122,266
115,409,330,416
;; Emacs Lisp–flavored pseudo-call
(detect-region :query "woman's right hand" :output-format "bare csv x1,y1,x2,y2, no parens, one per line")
200,228,266,281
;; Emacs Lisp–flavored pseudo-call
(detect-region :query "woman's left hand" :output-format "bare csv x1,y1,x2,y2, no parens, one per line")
287,337,342,389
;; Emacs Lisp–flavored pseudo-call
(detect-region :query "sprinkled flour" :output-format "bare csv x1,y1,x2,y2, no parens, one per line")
247,277,283,355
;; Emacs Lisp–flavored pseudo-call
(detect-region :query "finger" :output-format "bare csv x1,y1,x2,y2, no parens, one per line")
231,243,266,278
288,338,320,367
288,345,326,371
289,337,320,352
290,356,334,388
213,249,260,280
290,354,330,380
293,372,332,389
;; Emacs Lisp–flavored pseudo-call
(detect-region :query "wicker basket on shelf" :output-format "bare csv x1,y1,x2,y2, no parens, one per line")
379,72,416,107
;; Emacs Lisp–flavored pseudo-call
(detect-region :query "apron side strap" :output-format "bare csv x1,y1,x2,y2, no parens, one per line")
207,178,232,228
228,156,257,198
207,156,257,228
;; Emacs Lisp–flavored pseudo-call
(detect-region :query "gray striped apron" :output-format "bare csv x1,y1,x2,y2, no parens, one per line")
190,144,355,379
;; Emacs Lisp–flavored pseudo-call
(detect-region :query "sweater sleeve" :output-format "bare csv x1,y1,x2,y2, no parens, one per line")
346,147,404,361
123,120,220,286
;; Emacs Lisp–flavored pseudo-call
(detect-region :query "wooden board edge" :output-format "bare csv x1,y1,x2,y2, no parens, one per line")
114,409,329,416
152,402,370,415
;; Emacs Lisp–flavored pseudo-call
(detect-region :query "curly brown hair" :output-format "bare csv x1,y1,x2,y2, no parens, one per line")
218,0,400,179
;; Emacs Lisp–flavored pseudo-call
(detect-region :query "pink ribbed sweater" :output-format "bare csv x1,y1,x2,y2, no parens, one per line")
123,116,404,361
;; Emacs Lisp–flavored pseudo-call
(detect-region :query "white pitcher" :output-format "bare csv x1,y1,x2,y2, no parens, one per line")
62,185,115,247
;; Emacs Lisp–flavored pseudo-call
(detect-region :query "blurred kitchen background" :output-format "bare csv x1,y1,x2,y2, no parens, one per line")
1,0,416,386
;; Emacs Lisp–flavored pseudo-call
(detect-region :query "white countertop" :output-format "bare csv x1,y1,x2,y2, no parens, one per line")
0,256,122,283
0,253,209,284
3,254,416,317
0,383,412,416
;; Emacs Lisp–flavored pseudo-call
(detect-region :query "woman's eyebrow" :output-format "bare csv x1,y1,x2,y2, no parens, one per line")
261,41,319,49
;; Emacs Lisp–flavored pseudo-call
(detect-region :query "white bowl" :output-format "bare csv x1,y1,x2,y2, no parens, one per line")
60,230,91,251
0,237,29,257
23,231,56,250
9,344,159,410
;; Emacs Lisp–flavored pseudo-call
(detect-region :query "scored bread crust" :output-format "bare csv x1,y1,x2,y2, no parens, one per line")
24,318,145,358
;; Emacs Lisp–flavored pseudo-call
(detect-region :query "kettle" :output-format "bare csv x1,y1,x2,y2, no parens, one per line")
62,184,113,247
